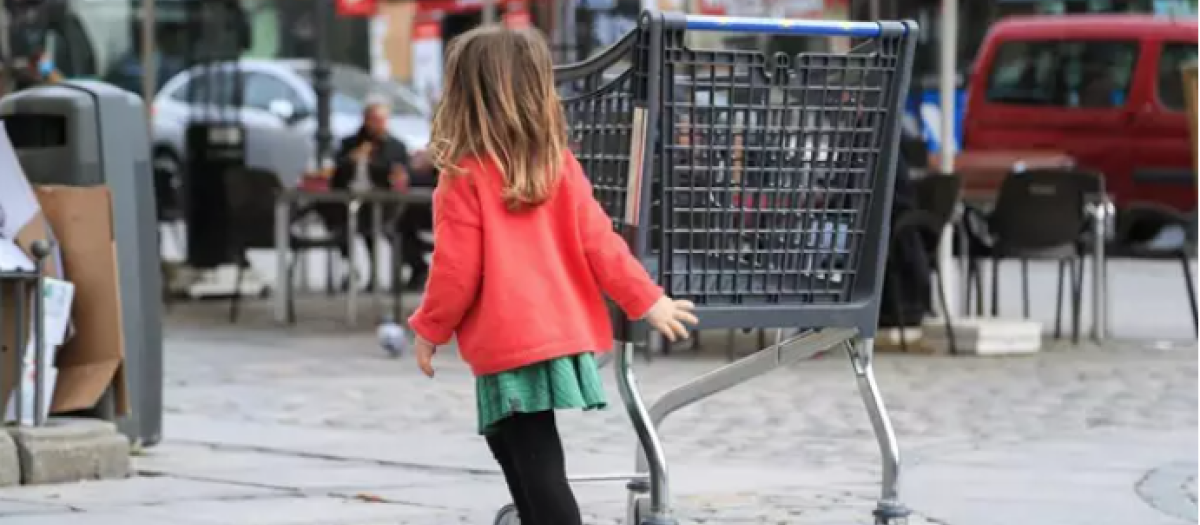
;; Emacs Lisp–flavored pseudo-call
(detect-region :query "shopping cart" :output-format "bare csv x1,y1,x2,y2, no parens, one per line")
495,10,917,525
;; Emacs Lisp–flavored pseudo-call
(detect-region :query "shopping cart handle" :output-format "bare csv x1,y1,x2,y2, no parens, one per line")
684,15,884,38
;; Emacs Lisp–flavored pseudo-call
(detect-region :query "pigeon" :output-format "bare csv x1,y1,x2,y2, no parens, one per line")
376,314,408,359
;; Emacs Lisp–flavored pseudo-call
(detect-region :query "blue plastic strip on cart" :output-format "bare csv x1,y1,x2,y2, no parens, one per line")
684,15,883,38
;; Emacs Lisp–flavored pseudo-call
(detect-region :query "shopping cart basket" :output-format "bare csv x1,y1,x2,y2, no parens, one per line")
495,10,917,525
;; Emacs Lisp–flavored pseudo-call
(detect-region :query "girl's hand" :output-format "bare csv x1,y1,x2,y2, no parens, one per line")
414,336,437,378
644,297,699,342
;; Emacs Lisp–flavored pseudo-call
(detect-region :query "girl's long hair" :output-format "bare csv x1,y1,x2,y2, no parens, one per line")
428,26,568,211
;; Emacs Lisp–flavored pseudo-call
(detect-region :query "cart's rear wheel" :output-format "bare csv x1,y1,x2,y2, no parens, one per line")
628,495,650,524
493,504,519,525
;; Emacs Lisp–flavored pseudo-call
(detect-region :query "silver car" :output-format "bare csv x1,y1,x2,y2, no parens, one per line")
151,59,432,190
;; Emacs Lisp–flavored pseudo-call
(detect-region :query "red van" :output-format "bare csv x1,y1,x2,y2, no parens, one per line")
964,14,1198,213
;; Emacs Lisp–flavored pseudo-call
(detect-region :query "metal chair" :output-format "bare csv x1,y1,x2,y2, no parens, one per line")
223,167,344,323
965,168,1103,343
1112,202,1198,334
887,174,962,354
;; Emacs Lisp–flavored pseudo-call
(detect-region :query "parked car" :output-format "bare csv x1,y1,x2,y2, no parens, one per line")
151,59,432,195
964,14,1198,213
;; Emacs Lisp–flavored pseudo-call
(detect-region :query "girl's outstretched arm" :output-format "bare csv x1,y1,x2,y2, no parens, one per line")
408,175,483,345
569,155,663,320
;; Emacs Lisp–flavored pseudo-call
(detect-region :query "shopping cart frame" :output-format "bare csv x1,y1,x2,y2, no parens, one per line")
495,11,917,525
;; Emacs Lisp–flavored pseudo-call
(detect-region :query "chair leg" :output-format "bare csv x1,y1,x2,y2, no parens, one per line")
974,260,985,316
326,249,337,296
287,255,299,325
990,257,1000,317
1021,259,1030,319
1178,251,1198,334
1069,258,1083,345
964,260,974,315
230,262,245,323
1054,260,1065,339
934,268,957,355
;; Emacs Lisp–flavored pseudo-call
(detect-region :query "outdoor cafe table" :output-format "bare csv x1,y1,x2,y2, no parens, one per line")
272,186,434,327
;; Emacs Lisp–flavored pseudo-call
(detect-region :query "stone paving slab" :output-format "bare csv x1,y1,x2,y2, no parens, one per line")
908,429,1197,525
121,496,438,524
0,476,286,509
0,510,208,525
0,499,70,517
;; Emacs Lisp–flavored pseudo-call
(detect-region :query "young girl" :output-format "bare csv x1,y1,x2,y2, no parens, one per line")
407,26,698,525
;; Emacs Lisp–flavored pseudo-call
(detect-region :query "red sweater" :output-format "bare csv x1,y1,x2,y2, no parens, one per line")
408,152,662,376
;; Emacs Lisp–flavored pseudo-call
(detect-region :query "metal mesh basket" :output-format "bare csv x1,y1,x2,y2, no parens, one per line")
555,13,917,335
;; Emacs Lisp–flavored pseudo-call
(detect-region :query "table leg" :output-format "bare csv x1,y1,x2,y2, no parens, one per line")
372,203,384,297
392,204,406,322
347,200,361,327
273,198,290,325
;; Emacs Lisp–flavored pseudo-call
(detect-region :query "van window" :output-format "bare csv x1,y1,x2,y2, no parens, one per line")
1157,43,1198,112
986,40,1138,109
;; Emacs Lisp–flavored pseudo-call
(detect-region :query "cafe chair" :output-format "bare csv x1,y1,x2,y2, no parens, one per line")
224,167,344,324
1111,202,1198,334
964,168,1103,344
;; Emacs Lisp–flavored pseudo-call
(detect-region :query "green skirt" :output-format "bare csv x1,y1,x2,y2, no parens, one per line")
476,353,607,436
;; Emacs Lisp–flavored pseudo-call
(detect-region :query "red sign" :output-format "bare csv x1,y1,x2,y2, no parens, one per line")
414,20,442,41
337,0,378,17
505,12,532,28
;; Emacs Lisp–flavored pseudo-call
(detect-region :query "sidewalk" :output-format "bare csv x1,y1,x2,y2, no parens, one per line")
0,315,1194,524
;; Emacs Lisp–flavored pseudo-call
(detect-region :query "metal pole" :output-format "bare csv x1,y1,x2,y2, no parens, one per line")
0,4,11,95
312,0,333,167
141,0,157,129
937,0,960,320
482,0,498,25
32,248,46,427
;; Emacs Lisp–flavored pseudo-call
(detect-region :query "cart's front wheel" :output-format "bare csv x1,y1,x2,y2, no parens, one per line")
493,504,519,525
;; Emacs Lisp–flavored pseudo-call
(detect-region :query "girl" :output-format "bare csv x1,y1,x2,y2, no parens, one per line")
407,26,698,525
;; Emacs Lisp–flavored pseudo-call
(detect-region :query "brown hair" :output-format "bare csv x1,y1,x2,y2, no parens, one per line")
428,26,568,211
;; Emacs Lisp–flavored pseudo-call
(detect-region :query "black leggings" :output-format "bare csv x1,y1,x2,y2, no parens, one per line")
486,411,582,525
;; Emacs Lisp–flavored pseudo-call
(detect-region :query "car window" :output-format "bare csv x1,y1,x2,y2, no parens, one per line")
172,70,242,106
292,65,427,117
244,72,304,111
986,40,1138,109
1156,42,1197,112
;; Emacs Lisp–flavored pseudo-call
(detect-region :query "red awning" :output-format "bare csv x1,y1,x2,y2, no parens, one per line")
416,0,540,16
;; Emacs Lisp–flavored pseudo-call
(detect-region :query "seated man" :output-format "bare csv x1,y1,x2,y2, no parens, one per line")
323,101,409,290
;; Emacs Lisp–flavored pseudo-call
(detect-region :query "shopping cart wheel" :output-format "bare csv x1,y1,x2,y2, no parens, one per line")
873,501,911,525
493,504,519,525
628,495,650,524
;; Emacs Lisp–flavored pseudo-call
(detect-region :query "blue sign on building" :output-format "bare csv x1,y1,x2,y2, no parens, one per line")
904,88,968,155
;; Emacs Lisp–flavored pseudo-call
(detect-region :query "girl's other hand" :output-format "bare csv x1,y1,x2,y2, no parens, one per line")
415,336,437,378
645,297,699,343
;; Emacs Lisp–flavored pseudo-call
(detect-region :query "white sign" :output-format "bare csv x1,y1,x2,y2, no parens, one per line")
0,127,38,240
412,23,444,109
0,237,33,272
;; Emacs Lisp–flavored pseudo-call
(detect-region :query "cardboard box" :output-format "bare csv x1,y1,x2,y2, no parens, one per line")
0,125,67,416
35,186,129,416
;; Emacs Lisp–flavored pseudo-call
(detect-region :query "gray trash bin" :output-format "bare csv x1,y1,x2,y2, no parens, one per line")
0,80,164,447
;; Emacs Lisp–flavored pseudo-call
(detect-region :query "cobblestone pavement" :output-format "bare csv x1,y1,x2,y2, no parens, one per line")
0,295,1195,524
